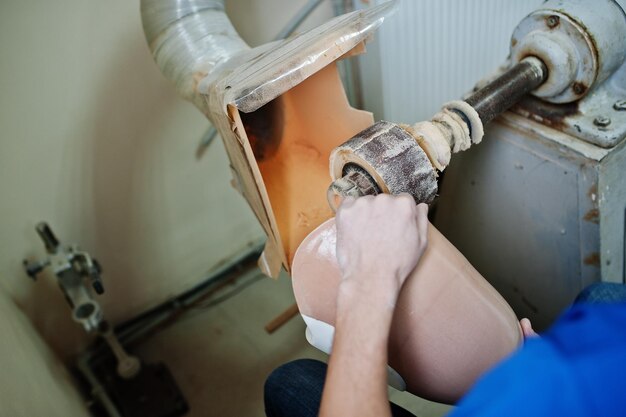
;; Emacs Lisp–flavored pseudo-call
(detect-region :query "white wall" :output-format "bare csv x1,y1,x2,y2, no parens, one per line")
0,291,89,417
359,0,544,122
0,0,333,358
227,0,334,46
360,0,626,123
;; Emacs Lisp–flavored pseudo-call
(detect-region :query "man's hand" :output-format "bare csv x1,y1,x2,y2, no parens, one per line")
336,194,429,308
320,194,429,417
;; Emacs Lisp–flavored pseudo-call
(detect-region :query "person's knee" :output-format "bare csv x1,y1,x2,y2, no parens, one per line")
264,359,327,417
265,359,326,395
575,282,626,304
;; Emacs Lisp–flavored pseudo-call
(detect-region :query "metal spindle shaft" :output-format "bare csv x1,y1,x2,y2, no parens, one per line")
466,57,547,125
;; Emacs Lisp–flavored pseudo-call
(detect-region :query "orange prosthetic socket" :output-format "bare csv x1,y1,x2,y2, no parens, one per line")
292,218,523,404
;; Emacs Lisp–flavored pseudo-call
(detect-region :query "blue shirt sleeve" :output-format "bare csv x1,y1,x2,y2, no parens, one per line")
448,303,626,417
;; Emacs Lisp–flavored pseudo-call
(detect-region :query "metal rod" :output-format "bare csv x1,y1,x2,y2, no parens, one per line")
276,0,325,40
197,126,218,155
466,57,547,125
36,221,60,253
76,353,123,417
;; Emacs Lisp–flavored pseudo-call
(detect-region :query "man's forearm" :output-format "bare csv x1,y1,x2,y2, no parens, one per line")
319,278,397,417
320,196,427,416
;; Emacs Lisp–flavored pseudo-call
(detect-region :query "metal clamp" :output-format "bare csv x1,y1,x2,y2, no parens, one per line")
23,222,105,332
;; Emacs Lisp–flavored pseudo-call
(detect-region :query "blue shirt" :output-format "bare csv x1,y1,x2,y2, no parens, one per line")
449,303,626,417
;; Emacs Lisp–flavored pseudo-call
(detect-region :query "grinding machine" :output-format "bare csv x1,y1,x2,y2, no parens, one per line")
328,0,626,329
141,0,626,329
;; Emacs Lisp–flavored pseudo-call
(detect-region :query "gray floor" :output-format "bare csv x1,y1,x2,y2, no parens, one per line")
135,268,452,417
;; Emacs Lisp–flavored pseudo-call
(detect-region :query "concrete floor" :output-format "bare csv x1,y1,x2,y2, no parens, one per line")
135,268,453,417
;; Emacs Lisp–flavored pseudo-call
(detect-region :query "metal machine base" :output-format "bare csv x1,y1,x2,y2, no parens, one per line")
435,113,625,330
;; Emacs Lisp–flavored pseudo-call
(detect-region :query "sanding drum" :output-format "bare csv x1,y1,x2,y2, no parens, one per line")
326,57,550,210
328,121,438,210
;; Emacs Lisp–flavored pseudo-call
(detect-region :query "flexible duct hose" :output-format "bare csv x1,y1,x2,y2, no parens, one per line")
140,0,250,113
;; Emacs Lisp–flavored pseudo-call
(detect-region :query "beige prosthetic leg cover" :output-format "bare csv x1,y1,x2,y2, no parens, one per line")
292,218,523,404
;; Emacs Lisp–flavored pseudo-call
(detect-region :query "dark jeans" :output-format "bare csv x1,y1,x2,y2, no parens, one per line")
264,282,626,417
264,359,416,417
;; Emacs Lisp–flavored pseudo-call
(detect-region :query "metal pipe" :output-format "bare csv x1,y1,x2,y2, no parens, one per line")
76,353,123,417
276,0,326,40
332,0,363,109
114,240,265,344
466,56,547,125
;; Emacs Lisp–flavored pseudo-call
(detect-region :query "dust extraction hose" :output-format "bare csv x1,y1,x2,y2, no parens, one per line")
140,0,250,114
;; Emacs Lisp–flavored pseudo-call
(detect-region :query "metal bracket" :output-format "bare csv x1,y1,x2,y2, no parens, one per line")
23,222,105,332
511,75,626,149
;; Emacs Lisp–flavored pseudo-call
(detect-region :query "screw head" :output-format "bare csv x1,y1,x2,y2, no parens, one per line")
572,82,586,95
546,15,560,28
593,116,611,127
613,100,626,111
